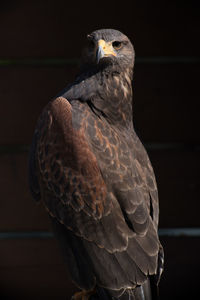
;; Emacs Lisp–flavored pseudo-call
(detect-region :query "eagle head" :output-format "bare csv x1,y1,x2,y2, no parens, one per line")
82,29,135,72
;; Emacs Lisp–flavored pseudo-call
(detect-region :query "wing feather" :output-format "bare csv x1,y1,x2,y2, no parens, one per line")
29,96,161,291
35,97,109,219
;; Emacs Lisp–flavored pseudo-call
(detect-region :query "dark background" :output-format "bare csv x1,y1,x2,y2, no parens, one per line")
0,1,200,299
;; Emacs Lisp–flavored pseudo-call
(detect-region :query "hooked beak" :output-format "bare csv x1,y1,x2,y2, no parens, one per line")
96,39,116,63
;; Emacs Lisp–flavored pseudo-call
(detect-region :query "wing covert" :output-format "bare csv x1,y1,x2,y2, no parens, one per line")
35,97,110,219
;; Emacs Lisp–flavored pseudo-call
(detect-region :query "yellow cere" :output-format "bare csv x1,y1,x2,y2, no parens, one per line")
97,39,117,57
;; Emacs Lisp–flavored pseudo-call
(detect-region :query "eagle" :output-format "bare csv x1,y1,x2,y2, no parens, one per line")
29,29,164,300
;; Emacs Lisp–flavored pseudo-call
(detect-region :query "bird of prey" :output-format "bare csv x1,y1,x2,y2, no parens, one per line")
29,28,164,300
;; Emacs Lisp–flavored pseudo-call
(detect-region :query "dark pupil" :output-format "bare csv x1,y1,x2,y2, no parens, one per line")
112,41,122,49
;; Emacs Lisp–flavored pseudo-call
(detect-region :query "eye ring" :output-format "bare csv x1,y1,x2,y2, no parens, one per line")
112,41,122,50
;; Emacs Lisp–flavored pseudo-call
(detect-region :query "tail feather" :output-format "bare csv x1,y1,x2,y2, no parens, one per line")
91,278,158,300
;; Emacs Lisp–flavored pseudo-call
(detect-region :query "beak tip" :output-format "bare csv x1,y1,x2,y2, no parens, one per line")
96,46,105,64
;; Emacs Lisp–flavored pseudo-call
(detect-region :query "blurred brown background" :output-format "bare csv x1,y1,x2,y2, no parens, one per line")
0,1,200,299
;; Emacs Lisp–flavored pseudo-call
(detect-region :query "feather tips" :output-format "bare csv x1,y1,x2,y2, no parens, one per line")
29,94,161,293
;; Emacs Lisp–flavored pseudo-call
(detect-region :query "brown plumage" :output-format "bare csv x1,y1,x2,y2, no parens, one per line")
29,29,163,300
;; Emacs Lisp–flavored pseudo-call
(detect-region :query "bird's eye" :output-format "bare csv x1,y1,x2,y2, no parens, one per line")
112,41,122,50
87,35,95,48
